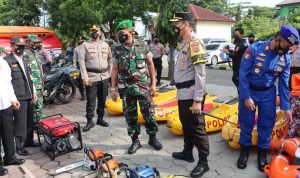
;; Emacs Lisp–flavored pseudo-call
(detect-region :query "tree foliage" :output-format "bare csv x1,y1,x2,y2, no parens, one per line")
0,0,42,26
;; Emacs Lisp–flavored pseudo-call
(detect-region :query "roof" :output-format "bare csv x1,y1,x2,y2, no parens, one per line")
0,26,55,37
276,0,300,6
188,4,235,23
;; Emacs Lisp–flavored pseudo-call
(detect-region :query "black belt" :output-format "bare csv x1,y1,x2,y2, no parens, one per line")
175,80,195,89
87,68,109,73
250,84,272,91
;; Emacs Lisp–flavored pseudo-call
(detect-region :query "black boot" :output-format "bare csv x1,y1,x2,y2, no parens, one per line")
80,92,85,101
172,148,194,163
257,148,268,172
190,157,209,178
96,117,109,127
82,120,94,132
128,136,142,154
237,145,249,169
0,166,8,176
4,159,25,166
15,137,29,156
148,134,162,150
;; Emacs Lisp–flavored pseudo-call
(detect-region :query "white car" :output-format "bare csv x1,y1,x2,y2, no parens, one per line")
205,43,235,66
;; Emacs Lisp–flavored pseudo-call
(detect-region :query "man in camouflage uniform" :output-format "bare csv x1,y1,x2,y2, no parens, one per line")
23,34,44,147
111,20,162,154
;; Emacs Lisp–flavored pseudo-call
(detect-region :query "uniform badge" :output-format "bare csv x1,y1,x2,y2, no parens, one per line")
190,39,205,56
244,52,250,60
276,67,283,72
259,53,266,57
255,68,260,74
256,57,265,61
256,62,263,67
265,45,270,50
12,64,18,68
280,57,285,62
180,61,185,68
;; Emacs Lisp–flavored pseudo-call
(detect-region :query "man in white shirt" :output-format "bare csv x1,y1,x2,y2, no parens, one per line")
4,36,37,156
0,56,25,176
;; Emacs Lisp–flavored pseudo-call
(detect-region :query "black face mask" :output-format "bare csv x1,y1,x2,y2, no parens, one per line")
274,42,289,55
154,39,159,44
31,45,37,50
91,32,99,39
14,46,25,55
118,34,128,43
248,40,255,44
37,45,42,50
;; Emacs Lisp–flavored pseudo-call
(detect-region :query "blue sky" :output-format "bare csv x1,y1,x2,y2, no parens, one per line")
230,0,283,7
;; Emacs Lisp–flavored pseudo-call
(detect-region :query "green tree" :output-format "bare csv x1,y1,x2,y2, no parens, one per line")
0,0,42,26
236,16,279,41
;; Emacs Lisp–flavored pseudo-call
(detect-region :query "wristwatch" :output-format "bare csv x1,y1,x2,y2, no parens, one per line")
194,100,201,103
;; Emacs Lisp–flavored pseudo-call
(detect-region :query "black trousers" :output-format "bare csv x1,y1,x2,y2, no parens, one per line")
178,98,209,157
0,107,16,162
13,100,34,147
85,79,108,121
77,64,85,94
290,67,300,91
232,71,239,92
153,57,163,83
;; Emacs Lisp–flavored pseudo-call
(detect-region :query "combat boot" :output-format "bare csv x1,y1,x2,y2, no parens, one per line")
82,120,94,132
96,117,109,127
237,145,249,169
128,136,142,154
148,134,162,150
257,148,268,172
190,157,209,178
172,147,194,163
80,92,85,101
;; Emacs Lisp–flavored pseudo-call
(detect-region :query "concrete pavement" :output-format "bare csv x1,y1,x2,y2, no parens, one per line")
1,65,268,178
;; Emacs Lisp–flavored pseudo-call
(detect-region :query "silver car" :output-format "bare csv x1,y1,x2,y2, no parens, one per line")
205,42,235,67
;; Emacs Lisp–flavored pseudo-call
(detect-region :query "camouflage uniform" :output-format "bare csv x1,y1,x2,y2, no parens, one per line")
24,49,44,123
113,39,158,137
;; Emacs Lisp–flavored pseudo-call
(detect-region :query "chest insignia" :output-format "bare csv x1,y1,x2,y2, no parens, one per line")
256,57,265,61
255,68,260,74
256,62,263,67
12,64,18,68
259,53,266,57
276,67,283,72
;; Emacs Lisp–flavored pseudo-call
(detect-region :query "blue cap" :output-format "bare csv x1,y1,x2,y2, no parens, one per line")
279,25,299,45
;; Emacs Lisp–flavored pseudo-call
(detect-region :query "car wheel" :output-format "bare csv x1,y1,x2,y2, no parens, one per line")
211,56,218,66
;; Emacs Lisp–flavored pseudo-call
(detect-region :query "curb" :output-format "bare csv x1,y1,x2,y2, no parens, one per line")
206,66,232,71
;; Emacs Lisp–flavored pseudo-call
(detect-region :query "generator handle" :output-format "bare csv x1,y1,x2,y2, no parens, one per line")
49,121,80,135
40,113,63,120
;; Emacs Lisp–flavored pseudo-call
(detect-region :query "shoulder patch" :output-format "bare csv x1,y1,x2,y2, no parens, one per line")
190,39,206,57
244,48,253,60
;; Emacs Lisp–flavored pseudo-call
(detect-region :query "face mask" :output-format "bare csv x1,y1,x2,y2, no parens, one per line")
91,32,99,39
37,45,42,50
32,45,37,50
154,39,159,44
14,46,25,55
248,40,254,44
118,34,128,43
274,42,289,55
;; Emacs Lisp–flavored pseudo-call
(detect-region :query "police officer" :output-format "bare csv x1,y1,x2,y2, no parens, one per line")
24,34,45,147
229,28,248,91
237,25,297,172
170,12,209,178
36,39,52,73
78,25,112,132
111,19,162,154
73,36,86,101
5,36,37,156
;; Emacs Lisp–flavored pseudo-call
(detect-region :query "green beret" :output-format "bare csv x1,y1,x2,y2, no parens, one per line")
27,34,41,43
116,20,133,31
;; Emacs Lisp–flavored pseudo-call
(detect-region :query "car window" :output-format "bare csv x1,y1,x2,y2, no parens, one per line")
205,44,220,50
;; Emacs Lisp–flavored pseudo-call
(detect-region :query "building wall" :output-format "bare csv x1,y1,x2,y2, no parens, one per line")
279,3,300,19
195,21,234,42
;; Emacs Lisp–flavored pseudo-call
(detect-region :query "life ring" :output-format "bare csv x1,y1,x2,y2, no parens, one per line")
221,110,288,149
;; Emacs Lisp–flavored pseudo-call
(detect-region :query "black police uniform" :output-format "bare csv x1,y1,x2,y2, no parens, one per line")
229,38,248,90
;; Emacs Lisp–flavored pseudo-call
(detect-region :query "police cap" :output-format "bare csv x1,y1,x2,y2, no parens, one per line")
279,25,300,45
170,12,194,22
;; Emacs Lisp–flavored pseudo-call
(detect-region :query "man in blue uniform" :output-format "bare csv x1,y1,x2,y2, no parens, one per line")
237,25,298,172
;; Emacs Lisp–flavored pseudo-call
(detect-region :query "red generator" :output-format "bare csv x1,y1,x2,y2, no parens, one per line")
37,114,83,160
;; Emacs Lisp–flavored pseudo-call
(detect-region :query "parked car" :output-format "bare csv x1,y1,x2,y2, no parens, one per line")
205,42,235,67
202,38,226,45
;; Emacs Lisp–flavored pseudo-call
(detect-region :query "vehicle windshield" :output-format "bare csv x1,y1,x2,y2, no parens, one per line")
205,44,220,50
